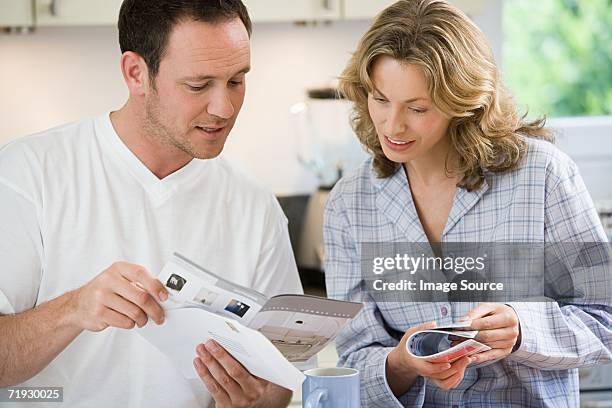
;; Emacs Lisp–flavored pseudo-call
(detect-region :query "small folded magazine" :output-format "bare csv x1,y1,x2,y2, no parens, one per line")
137,253,363,391
406,321,491,363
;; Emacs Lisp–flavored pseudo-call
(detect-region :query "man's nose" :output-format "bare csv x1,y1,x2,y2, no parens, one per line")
384,105,406,136
207,88,235,119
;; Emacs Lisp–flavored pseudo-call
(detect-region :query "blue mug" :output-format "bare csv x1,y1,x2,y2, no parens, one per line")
302,367,360,408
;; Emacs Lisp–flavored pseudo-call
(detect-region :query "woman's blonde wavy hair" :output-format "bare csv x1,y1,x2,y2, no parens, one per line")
339,0,552,191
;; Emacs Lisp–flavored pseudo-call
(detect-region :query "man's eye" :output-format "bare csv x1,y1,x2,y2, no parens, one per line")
229,80,244,87
187,83,209,92
374,97,388,103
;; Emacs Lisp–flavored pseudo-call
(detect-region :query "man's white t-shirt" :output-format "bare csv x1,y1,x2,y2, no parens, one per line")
0,113,303,407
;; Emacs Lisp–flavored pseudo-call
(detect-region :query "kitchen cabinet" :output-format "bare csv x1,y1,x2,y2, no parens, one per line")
343,0,486,19
0,0,34,27
15,0,486,28
244,0,341,22
35,0,123,26
342,0,396,20
449,0,486,16
33,0,342,26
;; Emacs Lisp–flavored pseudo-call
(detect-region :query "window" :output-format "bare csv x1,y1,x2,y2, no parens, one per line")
503,0,611,118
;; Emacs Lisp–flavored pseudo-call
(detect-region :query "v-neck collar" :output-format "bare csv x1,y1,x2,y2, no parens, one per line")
95,112,209,206
372,164,488,242
373,166,427,242
443,177,489,236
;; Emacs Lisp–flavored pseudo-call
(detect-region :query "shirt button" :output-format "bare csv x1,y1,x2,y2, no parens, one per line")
441,306,448,316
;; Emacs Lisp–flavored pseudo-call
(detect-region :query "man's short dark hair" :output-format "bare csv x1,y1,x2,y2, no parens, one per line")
118,0,252,79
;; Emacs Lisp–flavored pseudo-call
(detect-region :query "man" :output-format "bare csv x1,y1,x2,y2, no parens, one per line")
0,1,301,407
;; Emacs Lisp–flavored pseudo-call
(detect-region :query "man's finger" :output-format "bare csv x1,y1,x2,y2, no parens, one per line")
194,357,232,406
197,345,246,404
204,340,265,395
113,276,165,324
101,308,135,330
116,263,168,303
105,293,148,327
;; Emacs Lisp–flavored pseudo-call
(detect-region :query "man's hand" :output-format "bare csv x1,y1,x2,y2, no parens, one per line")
463,303,521,364
386,322,473,395
67,262,168,331
194,340,291,408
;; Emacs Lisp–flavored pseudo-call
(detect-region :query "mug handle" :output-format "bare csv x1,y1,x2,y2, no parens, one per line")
304,388,327,408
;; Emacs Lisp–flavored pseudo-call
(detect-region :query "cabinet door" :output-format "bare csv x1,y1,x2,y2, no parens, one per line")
343,0,485,20
449,0,486,16
0,0,34,26
35,0,123,26
342,0,395,20
243,0,341,23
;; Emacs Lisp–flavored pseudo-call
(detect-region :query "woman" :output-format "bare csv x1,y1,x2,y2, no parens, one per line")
323,0,611,406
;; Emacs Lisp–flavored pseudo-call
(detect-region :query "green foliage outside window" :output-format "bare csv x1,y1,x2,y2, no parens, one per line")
503,0,611,117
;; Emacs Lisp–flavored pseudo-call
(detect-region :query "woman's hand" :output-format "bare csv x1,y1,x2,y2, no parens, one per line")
386,322,473,395
463,303,521,364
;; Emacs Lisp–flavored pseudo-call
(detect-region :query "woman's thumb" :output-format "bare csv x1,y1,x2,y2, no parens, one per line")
405,321,437,337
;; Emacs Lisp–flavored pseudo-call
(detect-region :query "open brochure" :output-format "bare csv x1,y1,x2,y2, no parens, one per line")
405,321,491,363
137,253,363,391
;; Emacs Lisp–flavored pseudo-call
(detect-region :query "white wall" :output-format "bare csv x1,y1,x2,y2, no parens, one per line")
0,2,502,195
0,22,372,194
550,116,612,203
0,26,128,139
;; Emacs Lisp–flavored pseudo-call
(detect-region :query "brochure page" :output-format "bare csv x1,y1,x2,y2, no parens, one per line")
406,321,491,363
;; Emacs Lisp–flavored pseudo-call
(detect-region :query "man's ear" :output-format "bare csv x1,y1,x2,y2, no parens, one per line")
120,51,152,97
